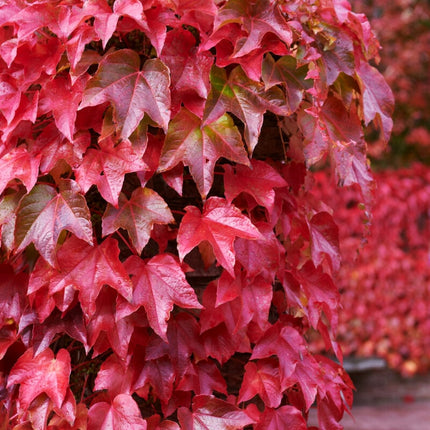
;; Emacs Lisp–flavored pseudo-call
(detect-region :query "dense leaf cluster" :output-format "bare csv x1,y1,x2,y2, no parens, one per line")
0,1,393,428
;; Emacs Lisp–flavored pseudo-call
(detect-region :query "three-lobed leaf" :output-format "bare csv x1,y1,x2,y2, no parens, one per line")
14,179,93,266
159,108,249,197
102,188,174,254
79,49,171,138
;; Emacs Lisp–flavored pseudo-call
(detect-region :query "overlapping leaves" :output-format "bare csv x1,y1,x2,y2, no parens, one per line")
0,0,393,428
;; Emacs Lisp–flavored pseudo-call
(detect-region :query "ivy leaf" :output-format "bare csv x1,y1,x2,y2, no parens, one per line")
223,159,287,216
308,212,340,272
28,236,133,319
14,179,93,266
88,394,147,430
160,28,213,117
87,287,134,360
79,49,171,138
177,360,227,396
255,405,307,430
102,188,174,254
203,66,288,151
7,348,71,410
213,0,293,58
235,222,285,282
75,137,147,207
262,54,310,113
356,61,394,142
0,146,41,195
177,197,262,276
124,254,202,341
252,324,322,410
41,74,89,141
159,108,249,197
178,395,256,429
238,359,282,408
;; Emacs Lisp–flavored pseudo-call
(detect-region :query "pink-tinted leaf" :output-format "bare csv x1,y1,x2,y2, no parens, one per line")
134,356,175,403
308,212,340,271
356,61,394,142
87,287,134,359
14,179,93,266
102,188,173,253
159,108,248,197
161,28,213,116
255,405,307,430
28,236,133,319
178,395,256,429
79,49,171,138
235,222,285,282
223,159,287,216
0,146,40,195
213,0,292,58
88,394,147,430
238,359,282,408
252,324,322,410
7,348,71,410
177,360,227,396
177,197,261,276
41,74,89,141
124,254,202,340
75,136,147,206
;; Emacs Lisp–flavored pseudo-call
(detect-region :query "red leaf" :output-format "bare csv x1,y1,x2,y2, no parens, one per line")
238,358,282,408
14,179,93,266
161,28,213,116
178,197,261,276
41,74,89,141
255,405,307,430
212,0,292,58
88,394,147,430
134,356,175,403
7,348,71,410
235,222,285,282
124,254,202,340
0,146,40,195
356,61,394,142
159,108,248,198
252,324,322,410
145,312,206,378
308,212,340,272
87,287,134,359
75,136,147,207
178,359,227,396
79,49,171,138
178,395,256,430
102,188,173,254
224,160,287,217
28,236,133,319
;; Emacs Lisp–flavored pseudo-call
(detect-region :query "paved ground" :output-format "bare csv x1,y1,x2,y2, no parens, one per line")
309,366,430,429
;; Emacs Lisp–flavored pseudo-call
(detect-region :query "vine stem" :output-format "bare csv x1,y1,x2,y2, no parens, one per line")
116,230,138,255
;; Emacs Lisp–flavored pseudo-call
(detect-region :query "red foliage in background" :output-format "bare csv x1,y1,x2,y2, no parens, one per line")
0,1,393,428
350,0,430,158
314,165,430,376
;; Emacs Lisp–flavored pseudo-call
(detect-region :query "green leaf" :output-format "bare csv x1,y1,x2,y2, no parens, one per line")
262,54,310,113
203,66,288,152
